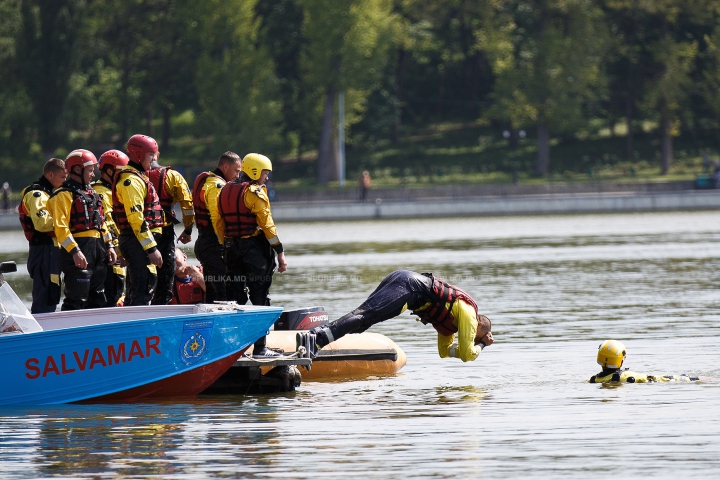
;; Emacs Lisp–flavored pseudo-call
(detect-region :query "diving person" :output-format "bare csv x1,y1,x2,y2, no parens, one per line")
589,340,699,383
218,153,287,357
91,149,129,307
191,151,242,304
47,149,116,310
112,134,165,306
18,158,67,313
296,269,493,361
147,159,195,305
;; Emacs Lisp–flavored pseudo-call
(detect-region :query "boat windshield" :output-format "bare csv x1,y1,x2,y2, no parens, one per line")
0,282,42,334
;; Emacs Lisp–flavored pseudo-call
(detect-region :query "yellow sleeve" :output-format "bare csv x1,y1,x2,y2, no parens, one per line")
245,185,281,246
115,173,158,251
167,170,195,228
93,184,120,247
47,191,78,254
436,300,481,362
23,190,54,233
207,179,225,243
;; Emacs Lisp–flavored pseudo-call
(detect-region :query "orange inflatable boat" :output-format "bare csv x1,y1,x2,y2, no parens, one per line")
266,307,406,380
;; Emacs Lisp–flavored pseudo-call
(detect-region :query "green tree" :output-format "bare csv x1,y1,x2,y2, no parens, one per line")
299,0,395,184
477,0,607,176
194,0,284,157
17,0,85,156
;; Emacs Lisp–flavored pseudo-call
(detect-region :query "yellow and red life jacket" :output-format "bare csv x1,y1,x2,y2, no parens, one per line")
53,179,105,233
147,166,180,224
217,180,259,238
18,177,56,244
191,170,221,232
413,275,480,336
170,276,205,304
111,168,164,233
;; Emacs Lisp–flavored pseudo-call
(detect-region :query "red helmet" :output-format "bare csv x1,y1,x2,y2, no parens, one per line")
126,134,158,163
65,149,98,171
99,149,130,170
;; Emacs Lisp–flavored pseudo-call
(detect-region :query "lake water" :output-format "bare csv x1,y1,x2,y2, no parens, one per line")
1,211,720,478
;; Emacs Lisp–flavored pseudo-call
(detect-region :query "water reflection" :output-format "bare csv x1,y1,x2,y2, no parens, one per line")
2,212,720,477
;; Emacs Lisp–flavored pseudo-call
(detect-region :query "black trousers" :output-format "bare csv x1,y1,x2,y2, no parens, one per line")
310,270,431,347
152,225,176,305
103,265,125,307
59,236,108,311
194,230,227,304
119,233,159,306
27,242,61,314
225,234,277,353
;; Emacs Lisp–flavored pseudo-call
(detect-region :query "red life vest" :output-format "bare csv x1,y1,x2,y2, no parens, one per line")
217,180,259,238
170,276,205,304
192,171,222,232
52,179,105,233
412,275,480,336
147,166,180,225
111,167,164,233
18,177,56,244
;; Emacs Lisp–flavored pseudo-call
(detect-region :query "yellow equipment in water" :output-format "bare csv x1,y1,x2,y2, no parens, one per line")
597,339,626,369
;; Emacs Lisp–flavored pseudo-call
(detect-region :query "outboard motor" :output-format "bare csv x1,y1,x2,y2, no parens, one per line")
274,306,328,331
0,261,43,334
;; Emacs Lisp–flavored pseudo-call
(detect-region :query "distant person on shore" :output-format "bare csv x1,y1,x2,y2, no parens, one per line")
359,170,371,202
588,340,700,383
296,270,493,361
18,158,67,313
2,182,11,211
170,247,205,304
702,150,711,174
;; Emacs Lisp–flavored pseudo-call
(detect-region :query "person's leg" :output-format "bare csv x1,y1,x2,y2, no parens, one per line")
103,265,125,307
240,236,277,355
85,238,108,309
28,244,58,314
60,238,93,311
195,232,227,303
311,270,424,348
120,234,156,306
151,225,176,305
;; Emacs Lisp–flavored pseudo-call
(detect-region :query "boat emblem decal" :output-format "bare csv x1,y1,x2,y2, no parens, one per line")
180,320,213,365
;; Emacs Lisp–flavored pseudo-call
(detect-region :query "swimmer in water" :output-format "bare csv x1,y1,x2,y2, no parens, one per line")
588,340,700,384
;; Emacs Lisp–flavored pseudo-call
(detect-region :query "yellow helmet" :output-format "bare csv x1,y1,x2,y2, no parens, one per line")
242,153,272,180
597,340,626,369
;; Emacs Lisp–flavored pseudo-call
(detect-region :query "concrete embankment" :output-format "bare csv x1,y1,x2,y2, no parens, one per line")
2,180,718,229
271,189,720,222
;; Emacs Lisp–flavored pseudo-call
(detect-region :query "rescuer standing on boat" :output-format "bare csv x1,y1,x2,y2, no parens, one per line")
147,159,195,305
297,270,493,361
91,150,129,307
219,153,287,356
112,134,164,306
47,150,117,310
18,158,67,313
192,151,242,303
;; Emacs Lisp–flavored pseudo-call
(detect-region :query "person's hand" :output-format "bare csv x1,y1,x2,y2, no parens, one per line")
148,249,163,267
277,252,287,273
178,231,192,244
73,251,88,269
118,255,127,268
480,332,494,347
184,265,202,279
107,247,117,265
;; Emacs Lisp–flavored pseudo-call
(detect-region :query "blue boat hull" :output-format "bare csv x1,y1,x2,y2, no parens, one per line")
2,305,282,405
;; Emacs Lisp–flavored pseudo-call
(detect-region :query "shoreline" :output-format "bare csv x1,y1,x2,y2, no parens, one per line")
2,187,719,229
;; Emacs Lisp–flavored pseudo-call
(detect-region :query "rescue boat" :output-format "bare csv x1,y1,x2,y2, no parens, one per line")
267,307,407,380
0,262,282,405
